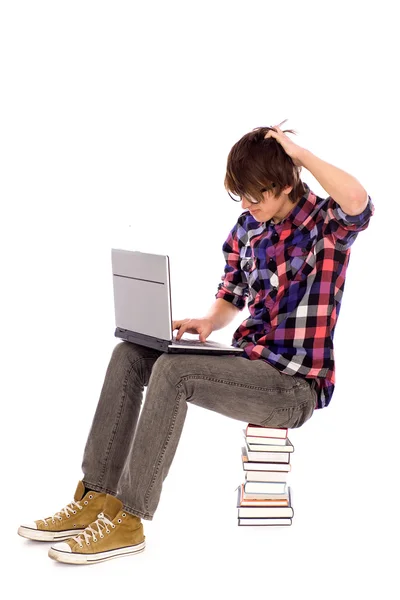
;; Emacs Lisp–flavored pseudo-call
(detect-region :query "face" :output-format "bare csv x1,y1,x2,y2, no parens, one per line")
240,186,296,224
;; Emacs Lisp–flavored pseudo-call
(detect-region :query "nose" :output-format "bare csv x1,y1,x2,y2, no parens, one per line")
241,196,252,210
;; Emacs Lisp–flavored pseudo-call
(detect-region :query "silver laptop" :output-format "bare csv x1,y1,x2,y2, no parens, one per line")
112,249,244,355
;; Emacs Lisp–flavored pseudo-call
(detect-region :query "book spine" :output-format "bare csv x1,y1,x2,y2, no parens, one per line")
238,507,294,517
242,455,292,472
245,471,289,482
247,452,290,463
246,424,288,439
244,481,287,494
238,518,292,526
247,443,294,452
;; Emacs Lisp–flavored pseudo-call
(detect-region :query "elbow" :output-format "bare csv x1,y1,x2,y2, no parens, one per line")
344,191,369,216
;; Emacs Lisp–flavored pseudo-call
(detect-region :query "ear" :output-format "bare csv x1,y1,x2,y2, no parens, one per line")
283,185,293,195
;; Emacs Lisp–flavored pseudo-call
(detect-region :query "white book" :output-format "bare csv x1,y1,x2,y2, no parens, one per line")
243,430,288,446
238,506,293,518
245,442,291,463
244,481,287,495
245,470,289,483
237,487,294,518
241,448,291,472
246,425,288,439
238,518,292,526
246,437,294,453
245,434,288,446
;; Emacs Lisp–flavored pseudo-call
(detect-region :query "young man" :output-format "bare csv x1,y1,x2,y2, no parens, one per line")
18,123,374,564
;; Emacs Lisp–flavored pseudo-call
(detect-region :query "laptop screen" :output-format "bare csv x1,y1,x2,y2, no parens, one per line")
111,249,173,341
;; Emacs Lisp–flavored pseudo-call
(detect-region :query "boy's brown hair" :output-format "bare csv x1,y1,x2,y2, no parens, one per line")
225,126,306,204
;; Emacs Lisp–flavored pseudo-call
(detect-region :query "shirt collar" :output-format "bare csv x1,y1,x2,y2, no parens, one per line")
273,182,316,230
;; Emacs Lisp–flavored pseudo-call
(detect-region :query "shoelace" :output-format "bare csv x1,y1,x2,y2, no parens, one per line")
72,512,115,546
40,500,83,525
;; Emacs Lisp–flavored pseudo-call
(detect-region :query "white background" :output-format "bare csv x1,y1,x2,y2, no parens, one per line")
1,1,398,598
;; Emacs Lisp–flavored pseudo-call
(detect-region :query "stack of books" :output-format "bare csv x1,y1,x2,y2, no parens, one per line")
237,423,294,526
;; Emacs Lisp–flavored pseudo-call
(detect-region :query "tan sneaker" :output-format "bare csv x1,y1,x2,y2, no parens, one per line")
18,481,106,542
48,494,145,564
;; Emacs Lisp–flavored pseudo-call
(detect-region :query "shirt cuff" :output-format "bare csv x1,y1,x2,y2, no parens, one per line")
215,288,246,310
336,195,374,226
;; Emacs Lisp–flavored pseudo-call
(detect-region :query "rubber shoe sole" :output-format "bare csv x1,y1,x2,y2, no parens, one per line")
48,540,146,564
18,525,86,542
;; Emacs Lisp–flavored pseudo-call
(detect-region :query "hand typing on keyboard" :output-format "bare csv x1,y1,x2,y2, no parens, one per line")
172,317,214,342
173,338,212,346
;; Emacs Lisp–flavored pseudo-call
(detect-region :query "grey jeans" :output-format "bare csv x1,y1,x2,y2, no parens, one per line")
82,341,317,520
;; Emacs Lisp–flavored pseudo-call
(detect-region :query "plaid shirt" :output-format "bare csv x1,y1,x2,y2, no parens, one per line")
216,182,375,408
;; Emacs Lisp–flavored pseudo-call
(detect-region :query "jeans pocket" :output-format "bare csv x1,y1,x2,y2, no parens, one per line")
261,400,314,429
260,407,296,428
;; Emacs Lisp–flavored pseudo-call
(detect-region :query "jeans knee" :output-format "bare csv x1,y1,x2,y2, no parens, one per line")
150,353,184,387
111,340,132,362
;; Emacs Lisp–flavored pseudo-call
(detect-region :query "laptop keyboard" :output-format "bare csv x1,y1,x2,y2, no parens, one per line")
172,338,213,346
170,337,242,352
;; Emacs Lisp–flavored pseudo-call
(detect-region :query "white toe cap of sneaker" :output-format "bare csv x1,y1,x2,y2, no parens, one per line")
51,542,72,552
21,522,38,529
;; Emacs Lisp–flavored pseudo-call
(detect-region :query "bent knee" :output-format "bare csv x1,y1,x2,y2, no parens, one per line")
150,352,190,385
111,340,158,363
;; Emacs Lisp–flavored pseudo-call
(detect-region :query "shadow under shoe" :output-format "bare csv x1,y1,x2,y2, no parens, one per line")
48,494,145,565
18,481,107,542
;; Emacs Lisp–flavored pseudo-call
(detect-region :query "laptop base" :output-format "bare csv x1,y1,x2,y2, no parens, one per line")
115,328,244,356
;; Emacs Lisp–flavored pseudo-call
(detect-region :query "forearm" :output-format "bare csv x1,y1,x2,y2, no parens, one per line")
205,298,240,331
299,149,368,216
